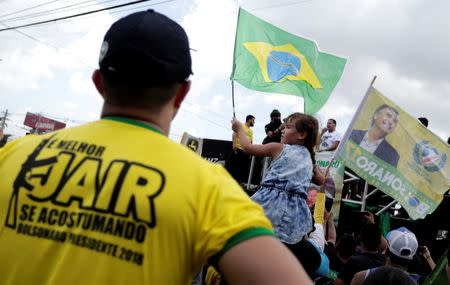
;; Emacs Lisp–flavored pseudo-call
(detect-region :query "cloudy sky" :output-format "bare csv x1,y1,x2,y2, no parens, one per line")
0,0,449,144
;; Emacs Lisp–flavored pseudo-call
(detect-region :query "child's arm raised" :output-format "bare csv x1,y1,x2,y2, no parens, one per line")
232,118,283,159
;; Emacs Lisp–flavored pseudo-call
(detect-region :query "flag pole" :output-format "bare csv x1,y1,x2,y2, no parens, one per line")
230,8,241,119
231,80,236,118
331,75,377,211
333,75,377,159
302,97,305,114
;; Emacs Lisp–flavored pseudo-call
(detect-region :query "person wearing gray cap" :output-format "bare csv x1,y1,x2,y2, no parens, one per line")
350,227,421,285
0,10,312,285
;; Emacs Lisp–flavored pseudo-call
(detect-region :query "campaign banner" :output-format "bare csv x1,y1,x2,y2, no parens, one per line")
201,138,232,166
23,112,66,132
180,132,233,166
336,87,449,219
316,151,345,218
180,132,203,155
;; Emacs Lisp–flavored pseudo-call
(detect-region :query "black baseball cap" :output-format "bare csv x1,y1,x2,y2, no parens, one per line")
270,109,281,118
98,9,192,86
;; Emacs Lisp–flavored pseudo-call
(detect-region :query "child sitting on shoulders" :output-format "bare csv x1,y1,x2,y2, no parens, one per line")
232,112,319,244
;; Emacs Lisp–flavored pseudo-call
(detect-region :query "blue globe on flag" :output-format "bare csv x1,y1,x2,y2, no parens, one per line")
267,51,300,82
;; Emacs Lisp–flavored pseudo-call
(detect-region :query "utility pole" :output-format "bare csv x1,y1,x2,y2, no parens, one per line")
1,109,8,129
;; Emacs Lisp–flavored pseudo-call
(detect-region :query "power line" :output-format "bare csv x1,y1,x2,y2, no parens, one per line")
0,0,150,32
0,20,95,68
179,108,229,130
0,0,175,67
1,109,89,127
106,0,174,16
0,0,119,23
183,101,231,122
0,0,63,19
19,0,175,28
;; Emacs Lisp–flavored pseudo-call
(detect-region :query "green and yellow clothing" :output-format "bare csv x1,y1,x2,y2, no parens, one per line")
0,116,273,285
234,124,253,150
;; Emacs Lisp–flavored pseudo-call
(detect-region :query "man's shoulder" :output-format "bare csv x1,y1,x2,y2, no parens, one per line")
49,121,216,170
0,133,40,157
361,252,385,265
330,131,342,140
350,129,365,136
378,139,400,163
339,253,385,283
349,129,366,142
379,140,396,152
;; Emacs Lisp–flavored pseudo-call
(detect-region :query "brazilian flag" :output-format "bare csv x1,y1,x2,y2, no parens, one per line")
231,9,347,114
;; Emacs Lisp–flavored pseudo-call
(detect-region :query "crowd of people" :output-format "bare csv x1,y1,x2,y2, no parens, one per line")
221,107,448,285
0,9,448,285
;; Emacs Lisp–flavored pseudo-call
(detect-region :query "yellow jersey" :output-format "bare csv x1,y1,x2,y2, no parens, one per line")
235,124,253,150
0,116,273,285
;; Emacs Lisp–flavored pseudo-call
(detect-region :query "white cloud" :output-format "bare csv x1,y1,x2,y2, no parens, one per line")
63,101,78,110
0,0,448,143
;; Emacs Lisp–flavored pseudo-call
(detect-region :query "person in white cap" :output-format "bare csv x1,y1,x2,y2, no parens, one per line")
350,227,420,285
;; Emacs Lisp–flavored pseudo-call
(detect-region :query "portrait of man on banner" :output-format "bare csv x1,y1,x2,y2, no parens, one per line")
349,104,400,167
337,87,449,220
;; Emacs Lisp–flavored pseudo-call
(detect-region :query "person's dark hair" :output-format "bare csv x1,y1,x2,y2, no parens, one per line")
270,109,281,118
386,248,411,268
286,112,319,165
371,104,399,127
446,137,449,145
362,266,416,285
359,223,382,251
418,117,428,127
101,74,180,109
336,233,357,259
246,115,255,122
329,119,337,125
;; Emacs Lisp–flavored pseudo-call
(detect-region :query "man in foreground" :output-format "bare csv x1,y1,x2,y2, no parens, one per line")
0,10,311,285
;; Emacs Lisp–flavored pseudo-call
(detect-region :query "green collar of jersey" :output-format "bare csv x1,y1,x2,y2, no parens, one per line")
101,116,163,135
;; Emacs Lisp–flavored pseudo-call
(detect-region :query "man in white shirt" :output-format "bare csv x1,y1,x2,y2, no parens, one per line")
320,119,341,152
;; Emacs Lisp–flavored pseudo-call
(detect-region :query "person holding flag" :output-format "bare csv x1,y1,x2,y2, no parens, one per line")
232,112,320,254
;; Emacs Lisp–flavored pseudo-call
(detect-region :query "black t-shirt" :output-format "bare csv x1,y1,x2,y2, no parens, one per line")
324,241,345,272
263,121,282,144
337,252,386,284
